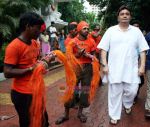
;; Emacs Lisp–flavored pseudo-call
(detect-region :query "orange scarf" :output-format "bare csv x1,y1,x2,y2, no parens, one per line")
53,50,78,103
29,64,46,127
55,42,100,104
65,41,100,103
89,57,100,102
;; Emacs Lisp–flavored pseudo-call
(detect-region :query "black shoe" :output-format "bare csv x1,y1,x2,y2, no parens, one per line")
134,96,138,104
145,110,150,119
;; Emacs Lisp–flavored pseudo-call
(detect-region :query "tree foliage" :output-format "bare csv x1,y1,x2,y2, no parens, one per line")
58,0,100,30
0,0,52,42
87,0,150,31
0,0,52,66
58,0,86,23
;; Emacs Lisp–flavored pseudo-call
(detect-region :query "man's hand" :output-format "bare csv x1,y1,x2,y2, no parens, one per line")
138,66,145,76
42,52,56,63
84,52,95,61
102,64,109,75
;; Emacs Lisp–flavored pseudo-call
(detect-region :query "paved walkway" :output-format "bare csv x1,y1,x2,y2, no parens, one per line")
0,66,150,127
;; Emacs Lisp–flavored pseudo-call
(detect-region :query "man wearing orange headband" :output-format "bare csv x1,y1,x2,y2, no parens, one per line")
3,12,54,127
64,22,78,46
55,21,96,124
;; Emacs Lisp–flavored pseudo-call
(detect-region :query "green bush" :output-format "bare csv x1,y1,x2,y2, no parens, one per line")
0,42,8,72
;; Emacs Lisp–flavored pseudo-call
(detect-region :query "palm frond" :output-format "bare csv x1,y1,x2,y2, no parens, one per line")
7,0,30,8
0,24,11,39
0,8,3,16
0,0,9,5
0,15,18,28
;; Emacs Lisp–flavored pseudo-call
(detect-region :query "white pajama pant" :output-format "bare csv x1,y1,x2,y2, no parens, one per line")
108,82,139,120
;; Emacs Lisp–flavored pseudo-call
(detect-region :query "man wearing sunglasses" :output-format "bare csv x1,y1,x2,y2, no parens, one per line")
64,22,78,46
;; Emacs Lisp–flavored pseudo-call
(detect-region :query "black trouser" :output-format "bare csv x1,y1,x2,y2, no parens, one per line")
11,90,49,127
65,63,93,108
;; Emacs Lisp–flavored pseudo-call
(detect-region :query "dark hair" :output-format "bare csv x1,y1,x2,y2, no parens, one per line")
68,24,77,32
51,21,55,25
19,12,44,32
131,20,140,26
117,5,131,16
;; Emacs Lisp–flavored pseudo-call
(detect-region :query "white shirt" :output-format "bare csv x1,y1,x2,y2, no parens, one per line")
49,26,57,38
97,25,149,84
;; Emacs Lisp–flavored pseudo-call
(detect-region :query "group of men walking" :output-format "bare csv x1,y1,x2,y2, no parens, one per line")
3,5,150,127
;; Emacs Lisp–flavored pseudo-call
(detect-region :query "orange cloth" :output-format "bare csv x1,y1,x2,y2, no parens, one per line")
29,64,46,127
70,22,78,25
53,50,78,103
40,23,46,32
64,35,73,46
4,38,40,94
73,36,96,64
77,21,89,32
90,31,102,53
90,31,102,45
65,41,100,103
89,57,100,102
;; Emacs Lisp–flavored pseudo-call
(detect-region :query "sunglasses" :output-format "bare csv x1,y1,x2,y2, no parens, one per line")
82,27,89,31
94,29,100,31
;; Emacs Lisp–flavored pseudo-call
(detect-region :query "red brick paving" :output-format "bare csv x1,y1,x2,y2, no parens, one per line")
0,66,150,127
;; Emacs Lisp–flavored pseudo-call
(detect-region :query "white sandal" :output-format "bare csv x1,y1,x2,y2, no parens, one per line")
125,108,132,114
110,118,118,125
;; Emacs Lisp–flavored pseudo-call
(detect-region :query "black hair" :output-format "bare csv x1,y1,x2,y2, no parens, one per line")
117,5,131,16
51,21,55,25
131,20,140,26
19,12,44,32
68,24,77,32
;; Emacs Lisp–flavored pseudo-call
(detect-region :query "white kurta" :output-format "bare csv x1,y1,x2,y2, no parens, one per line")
97,25,149,84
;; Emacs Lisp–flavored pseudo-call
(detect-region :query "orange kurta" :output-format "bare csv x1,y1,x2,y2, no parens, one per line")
4,38,40,94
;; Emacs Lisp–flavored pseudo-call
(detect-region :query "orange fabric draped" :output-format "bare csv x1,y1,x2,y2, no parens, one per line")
65,41,82,75
53,50,78,103
29,64,46,127
89,57,100,102
54,48,100,104
65,41,100,103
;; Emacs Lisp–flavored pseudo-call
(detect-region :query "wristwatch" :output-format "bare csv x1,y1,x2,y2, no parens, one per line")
100,62,107,67
29,67,33,71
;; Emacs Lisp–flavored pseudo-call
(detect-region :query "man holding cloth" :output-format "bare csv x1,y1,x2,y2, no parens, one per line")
55,21,96,124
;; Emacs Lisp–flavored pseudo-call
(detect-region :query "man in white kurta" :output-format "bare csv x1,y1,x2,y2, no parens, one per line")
97,5,149,124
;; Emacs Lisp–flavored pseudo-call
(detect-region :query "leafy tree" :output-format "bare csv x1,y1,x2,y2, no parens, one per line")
0,0,52,69
58,0,86,23
87,0,150,31
0,0,52,42
58,0,100,31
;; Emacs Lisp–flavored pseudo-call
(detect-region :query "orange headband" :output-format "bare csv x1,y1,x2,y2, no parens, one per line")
70,22,78,25
40,23,46,32
77,21,89,32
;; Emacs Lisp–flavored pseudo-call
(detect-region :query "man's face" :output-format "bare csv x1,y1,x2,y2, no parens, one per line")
94,26,100,32
79,26,89,38
70,28,78,37
29,25,41,39
118,9,131,23
133,23,140,28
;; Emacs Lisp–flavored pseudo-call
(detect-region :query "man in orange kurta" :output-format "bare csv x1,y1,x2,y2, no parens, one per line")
55,21,96,125
64,22,78,46
4,12,52,127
